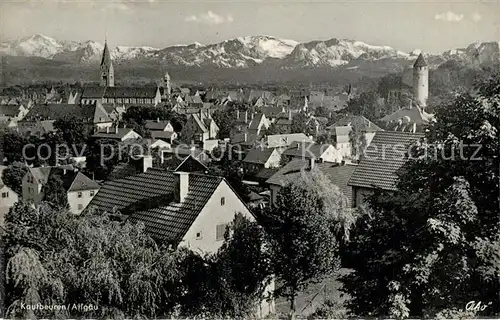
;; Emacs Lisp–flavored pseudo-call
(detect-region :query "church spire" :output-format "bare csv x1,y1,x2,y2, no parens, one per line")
100,39,114,87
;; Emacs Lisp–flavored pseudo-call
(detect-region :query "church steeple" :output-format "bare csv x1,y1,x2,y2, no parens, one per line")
100,40,114,87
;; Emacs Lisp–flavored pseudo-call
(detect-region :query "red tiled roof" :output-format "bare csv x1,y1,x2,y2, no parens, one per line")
348,131,424,191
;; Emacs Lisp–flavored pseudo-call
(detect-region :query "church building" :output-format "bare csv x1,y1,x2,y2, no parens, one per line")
80,39,168,107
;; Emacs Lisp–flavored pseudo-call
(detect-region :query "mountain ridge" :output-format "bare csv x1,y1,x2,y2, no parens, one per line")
2,34,498,69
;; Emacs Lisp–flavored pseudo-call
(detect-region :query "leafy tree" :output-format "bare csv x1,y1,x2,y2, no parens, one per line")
42,172,68,208
314,106,330,118
53,116,90,147
264,122,287,136
345,91,385,121
348,128,367,159
212,108,236,139
342,74,500,317
290,112,308,134
179,213,273,318
262,169,354,319
0,131,28,164
1,162,27,195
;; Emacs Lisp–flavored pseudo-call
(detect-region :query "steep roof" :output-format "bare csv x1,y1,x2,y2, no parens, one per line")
348,131,424,191
145,119,172,131
0,105,20,117
266,133,313,148
66,172,101,192
101,41,112,67
151,131,176,140
413,53,428,68
243,148,276,165
379,106,435,126
282,142,332,159
329,115,383,132
81,86,158,99
92,128,139,140
248,113,265,131
87,168,224,242
22,103,111,124
266,159,356,205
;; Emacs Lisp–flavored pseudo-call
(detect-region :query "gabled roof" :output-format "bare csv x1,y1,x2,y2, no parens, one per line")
87,168,224,242
379,106,435,126
190,114,208,133
145,119,172,131
0,105,20,117
151,131,176,140
348,131,424,191
22,102,111,124
81,87,106,99
92,128,140,140
65,172,101,192
329,115,383,132
282,142,332,159
413,53,428,68
248,113,265,130
266,133,313,148
243,148,276,165
266,159,356,205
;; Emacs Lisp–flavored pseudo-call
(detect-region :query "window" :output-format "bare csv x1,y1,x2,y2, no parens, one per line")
77,192,83,198
90,191,95,197
220,197,225,206
1,192,8,198
216,224,228,241
196,232,202,240
78,204,83,210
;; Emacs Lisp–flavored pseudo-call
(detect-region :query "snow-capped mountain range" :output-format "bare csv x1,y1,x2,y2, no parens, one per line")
1,34,498,69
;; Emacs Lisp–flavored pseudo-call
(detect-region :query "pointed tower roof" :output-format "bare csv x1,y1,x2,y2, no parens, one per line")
413,53,428,68
101,40,112,67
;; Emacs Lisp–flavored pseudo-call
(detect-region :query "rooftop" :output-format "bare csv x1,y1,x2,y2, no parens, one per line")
348,131,424,191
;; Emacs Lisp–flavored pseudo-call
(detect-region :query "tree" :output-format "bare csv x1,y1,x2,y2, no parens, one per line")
341,74,500,317
42,172,68,208
0,131,28,164
348,127,367,159
212,108,236,139
345,91,384,121
290,112,308,134
1,162,27,195
53,116,90,147
264,122,287,136
179,213,272,318
4,203,273,318
262,169,354,319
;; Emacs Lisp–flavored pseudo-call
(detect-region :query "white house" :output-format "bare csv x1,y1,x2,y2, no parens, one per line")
282,142,342,163
243,148,282,173
0,165,19,227
22,166,100,214
86,165,275,317
92,127,142,141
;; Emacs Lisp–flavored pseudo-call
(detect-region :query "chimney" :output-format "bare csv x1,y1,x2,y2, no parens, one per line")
309,158,315,170
244,132,248,142
245,111,248,123
251,112,254,120
141,155,153,173
174,172,189,203
236,109,240,120
106,127,110,133
115,125,119,134
288,109,292,121
157,117,160,123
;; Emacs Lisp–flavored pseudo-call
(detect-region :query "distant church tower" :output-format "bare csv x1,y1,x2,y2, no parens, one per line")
100,40,114,87
163,71,171,95
412,53,428,107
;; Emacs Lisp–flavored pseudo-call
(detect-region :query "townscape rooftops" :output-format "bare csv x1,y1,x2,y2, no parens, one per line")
81,86,158,99
379,106,435,125
145,119,172,131
87,168,224,242
282,142,331,159
329,115,383,132
266,159,356,205
243,148,276,165
92,127,139,139
348,131,424,191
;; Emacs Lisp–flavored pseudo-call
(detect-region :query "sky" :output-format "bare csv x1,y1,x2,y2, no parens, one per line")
1,0,499,54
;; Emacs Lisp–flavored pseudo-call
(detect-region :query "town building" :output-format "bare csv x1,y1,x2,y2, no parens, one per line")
242,148,282,173
348,131,424,207
0,165,19,227
22,166,100,214
92,126,142,141
266,158,357,207
281,141,342,163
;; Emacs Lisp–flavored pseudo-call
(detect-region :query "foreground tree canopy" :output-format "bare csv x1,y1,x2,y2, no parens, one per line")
342,74,500,317
4,203,269,319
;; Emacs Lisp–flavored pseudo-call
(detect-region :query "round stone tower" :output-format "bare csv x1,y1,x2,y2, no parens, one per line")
412,53,428,107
